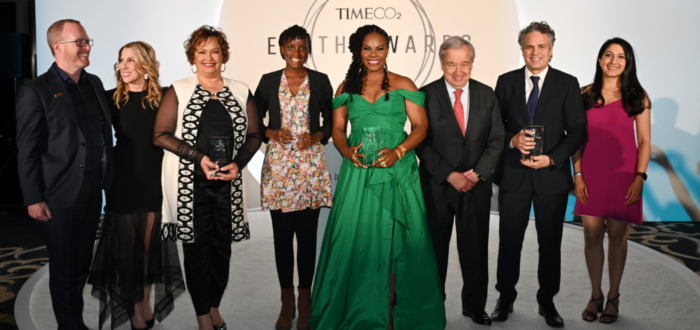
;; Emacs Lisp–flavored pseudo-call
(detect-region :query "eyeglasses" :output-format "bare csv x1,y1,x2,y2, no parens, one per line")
56,39,94,47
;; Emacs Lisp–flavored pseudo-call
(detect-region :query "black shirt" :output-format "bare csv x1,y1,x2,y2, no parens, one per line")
52,63,105,173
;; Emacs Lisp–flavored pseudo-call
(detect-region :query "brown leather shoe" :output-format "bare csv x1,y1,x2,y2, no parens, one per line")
297,287,311,330
275,287,296,330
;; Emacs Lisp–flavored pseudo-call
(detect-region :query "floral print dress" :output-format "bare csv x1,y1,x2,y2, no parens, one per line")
261,73,333,212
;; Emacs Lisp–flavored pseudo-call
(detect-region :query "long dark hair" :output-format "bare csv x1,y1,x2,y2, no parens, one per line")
341,25,390,101
582,37,649,117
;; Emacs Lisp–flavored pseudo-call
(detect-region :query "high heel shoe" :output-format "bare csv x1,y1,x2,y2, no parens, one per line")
581,295,604,322
599,293,620,324
275,288,296,330
145,308,154,329
210,315,227,330
130,319,148,330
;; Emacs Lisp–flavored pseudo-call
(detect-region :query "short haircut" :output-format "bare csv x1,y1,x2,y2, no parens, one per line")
439,36,475,64
47,19,81,56
184,25,230,65
278,25,311,59
518,21,556,49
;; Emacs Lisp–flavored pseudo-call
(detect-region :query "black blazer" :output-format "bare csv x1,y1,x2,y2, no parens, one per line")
254,68,333,144
416,77,505,203
493,66,586,195
16,64,114,209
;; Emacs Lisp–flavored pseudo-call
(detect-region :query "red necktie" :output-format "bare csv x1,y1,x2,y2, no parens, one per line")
454,89,465,136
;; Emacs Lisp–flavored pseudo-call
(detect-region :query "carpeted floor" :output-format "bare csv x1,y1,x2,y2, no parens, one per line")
2,211,700,330
0,210,48,330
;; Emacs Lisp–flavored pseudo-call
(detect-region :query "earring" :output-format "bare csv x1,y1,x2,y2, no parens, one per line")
191,65,197,74
221,63,226,72
144,73,149,80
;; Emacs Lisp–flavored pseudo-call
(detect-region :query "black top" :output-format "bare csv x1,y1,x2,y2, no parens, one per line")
416,77,505,203
153,86,261,171
15,63,113,208
104,89,164,213
195,99,234,170
254,68,334,144
492,66,586,195
53,62,105,174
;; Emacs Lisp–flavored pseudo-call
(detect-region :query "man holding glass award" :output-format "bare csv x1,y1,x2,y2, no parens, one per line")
491,22,586,328
416,36,505,326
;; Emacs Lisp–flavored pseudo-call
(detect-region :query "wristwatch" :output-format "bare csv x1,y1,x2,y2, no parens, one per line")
473,171,486,181
636,172,647,181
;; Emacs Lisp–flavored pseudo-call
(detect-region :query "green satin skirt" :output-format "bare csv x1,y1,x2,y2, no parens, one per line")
311,131,446,330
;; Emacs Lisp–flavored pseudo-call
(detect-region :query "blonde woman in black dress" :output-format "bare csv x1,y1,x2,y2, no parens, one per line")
89,41,184,330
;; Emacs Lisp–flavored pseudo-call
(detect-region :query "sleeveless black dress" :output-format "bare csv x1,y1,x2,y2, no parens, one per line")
89,89,185,330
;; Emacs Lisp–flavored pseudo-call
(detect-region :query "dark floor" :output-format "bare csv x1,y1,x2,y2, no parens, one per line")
0,209,48,330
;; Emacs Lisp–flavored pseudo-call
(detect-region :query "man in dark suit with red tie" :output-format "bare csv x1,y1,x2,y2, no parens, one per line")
416,36,505,326
16,19,113,329
490,22,586,328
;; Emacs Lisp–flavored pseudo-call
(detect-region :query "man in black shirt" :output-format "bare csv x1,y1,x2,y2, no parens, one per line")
16,19,113,329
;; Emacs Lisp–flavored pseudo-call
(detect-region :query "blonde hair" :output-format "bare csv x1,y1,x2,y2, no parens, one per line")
113,41,163,109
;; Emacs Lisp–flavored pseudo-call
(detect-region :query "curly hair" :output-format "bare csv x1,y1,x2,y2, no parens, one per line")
113,41,163,110
184,25,230,65
341,25,390,101
518,21,556,49
582,37,649,117
278,25,311,60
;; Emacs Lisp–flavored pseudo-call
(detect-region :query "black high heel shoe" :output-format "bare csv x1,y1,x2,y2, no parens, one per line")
581,295,604,322
599,293,620,324
145,317,154,328
144,308,154,329
130,319,148,330
210,315,227,330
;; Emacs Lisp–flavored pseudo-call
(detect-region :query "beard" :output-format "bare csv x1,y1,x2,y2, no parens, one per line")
67,51,90,69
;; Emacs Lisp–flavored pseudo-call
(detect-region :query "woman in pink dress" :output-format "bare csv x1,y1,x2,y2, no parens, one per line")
572,38,651,324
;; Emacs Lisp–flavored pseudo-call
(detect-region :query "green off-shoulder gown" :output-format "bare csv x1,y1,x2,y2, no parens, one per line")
311,90,446,330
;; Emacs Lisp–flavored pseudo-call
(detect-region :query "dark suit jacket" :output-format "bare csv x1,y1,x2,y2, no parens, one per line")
254,68,333,144
16,64,114,209
416,77,505,203
493,66,586,195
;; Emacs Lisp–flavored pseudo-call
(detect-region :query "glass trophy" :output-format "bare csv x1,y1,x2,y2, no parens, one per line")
208,136,231,176
522,125,544,161
360,127,384,166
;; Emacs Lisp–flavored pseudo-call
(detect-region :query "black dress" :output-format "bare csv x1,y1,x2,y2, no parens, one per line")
89,89,185,329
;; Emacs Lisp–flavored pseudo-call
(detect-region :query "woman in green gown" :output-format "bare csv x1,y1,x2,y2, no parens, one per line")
311,25,446,330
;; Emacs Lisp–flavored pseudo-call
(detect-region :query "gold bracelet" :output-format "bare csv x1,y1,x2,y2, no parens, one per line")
394,149,403,160
396,144,407,159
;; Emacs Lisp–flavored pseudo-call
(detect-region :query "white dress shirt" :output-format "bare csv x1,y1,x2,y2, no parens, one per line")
525,65,549,102
444,79,470,133
510,66,550,148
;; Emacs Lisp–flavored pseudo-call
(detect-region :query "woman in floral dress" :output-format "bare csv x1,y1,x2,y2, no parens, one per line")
254,25,333,330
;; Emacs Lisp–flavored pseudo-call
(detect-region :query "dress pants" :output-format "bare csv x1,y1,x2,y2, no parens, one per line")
270,208,320,289
42,170,102,329
495,170,568,306
425,186,491,311
183,171,232,316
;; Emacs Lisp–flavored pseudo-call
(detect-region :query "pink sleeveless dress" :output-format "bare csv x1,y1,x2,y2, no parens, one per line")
574,99,642,224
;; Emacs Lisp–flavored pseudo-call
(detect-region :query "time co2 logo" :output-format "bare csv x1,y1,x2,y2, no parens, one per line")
335,7,402,20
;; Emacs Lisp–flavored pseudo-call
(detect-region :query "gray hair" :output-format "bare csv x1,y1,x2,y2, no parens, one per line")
47,19,81,56
517,21,555,49
439,36,475,64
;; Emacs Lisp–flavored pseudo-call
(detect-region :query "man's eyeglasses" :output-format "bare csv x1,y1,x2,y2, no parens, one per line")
56,39,94,47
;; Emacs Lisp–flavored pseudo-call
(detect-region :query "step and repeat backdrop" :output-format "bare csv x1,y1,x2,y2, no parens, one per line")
36,0,700,222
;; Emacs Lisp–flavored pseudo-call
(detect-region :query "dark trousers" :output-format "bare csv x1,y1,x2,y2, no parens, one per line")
42,171,102,329
425,189,491,311
495,170,568,306
183,174,232,316
270,208,320,289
